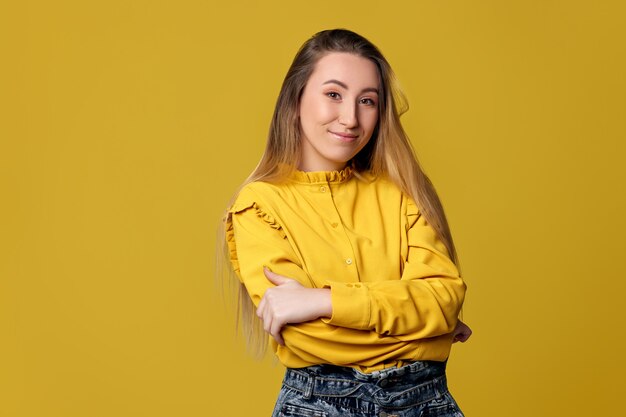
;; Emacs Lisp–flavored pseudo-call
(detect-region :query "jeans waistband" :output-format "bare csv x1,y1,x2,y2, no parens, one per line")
283,360,448,400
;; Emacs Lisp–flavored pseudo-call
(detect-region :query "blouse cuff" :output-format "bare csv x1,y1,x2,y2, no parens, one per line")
321,281,371,330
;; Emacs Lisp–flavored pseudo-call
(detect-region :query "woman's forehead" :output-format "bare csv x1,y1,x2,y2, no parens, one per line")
309,52,380,90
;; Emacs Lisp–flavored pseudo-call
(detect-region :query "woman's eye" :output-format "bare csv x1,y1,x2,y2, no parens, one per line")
327,92,340,99
361,98,376,106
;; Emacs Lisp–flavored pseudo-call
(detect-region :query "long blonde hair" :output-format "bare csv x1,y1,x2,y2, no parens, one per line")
215,28,462,358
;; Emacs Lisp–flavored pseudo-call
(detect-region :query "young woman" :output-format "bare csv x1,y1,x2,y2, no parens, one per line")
217,28,472,417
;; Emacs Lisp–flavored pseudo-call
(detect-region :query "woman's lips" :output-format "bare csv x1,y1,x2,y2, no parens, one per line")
329,131,358,142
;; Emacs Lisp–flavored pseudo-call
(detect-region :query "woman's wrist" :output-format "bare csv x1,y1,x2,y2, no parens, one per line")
315,288,332,318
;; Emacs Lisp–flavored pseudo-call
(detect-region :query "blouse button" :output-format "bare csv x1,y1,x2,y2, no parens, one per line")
345,258,353,265
331,222,338,228
320,186,327,193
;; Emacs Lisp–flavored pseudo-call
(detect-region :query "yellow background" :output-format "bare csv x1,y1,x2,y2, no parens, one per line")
2,1,625,416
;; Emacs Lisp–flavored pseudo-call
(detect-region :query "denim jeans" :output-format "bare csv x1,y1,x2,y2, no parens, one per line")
271,360,464,417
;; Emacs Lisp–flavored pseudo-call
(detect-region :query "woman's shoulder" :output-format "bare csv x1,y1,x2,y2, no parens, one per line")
359,172,421,219
225,181,287,239
358,171,412,199
228,181,274,213
231,179,288,208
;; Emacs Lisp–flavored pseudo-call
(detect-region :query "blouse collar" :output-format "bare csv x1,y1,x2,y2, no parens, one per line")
287,164,355,184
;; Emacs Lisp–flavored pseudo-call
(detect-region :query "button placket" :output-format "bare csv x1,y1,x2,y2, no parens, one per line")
316,181,358,280
319,183,342,230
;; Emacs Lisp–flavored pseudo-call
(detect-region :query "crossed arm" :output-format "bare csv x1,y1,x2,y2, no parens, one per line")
228,194,472,353
258,266,472,346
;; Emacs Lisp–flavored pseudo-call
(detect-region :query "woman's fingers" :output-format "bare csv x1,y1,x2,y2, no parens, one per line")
257,287,287,345
458,327,472,342
256,297,265,318
263,304,273,334
453,333,469,343
270,315,285,346
264,267,290,286
452,320,472,343
256,272,319,346
260,293,283,344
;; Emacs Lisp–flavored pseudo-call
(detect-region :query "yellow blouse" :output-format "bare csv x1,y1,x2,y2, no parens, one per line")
224,164,466,373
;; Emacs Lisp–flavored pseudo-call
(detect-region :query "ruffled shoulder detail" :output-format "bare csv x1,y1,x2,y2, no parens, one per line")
405,194,422,231
223,192,287,281
227,200,287,239
403,194,450,257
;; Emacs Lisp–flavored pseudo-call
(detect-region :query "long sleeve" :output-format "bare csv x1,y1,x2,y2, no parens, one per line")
225,187,310,305
224,178,465,370
321,196,466,339
225,187,450,367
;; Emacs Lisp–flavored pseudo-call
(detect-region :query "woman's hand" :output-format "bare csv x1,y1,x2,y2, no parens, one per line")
257,266,332,345
452,319,472,343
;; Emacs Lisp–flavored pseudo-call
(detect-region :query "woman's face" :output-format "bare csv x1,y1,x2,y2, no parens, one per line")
298,52,380,172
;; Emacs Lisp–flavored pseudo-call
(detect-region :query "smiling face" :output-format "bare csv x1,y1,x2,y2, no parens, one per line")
297,52,380,172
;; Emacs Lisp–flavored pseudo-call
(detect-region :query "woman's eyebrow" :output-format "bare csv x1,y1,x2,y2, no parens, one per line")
322,79,379,94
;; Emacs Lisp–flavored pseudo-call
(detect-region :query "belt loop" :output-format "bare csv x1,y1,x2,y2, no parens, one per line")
303,371,315,399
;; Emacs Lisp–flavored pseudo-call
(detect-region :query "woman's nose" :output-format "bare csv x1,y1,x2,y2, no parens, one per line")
338,102,358,128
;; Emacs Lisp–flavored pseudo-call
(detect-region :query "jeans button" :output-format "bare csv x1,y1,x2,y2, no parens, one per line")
379,378,389,387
